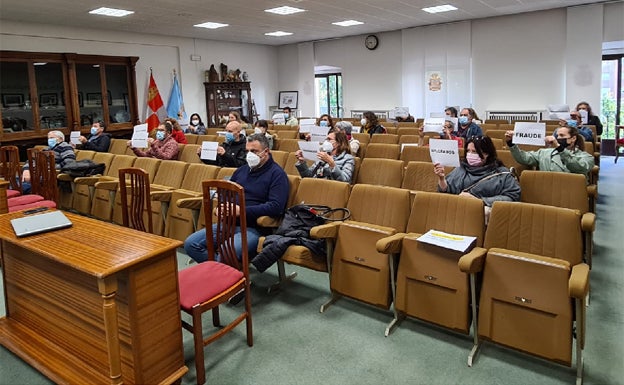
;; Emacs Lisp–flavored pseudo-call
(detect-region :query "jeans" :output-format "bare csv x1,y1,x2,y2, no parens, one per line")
184,225,261,263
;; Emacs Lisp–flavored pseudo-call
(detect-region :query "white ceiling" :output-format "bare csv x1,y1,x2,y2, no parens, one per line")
0,0,614,46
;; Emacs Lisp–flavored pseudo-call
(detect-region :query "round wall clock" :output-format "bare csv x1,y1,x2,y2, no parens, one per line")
365,34,379,50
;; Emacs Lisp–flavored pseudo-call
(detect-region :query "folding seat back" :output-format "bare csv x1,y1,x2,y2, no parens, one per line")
356,158,403,187
401,161,453,194
397,128,421,137
330,184,410,309
479,201,586,369
485,129,507,142
275,130,299,139
490,138,504,150
352,133,370,145
90,155,136,220
276,138,302,153
132,157,161,182
216,167,236,180
496,150,531,176
177,144,202,164
398,135,421,145
400,145,431,163
481,123,498,133
71,152,115,214
75,150,96,160
392,192,485,334
370,134,399,144
108,138,128,154
283,153,311,176
384,126,398,135
185,134,199,144
197,134,218,143
364,143,400,160
270,150,289,168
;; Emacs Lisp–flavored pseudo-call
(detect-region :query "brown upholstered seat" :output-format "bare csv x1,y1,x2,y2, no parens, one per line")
71,152,115,214
356,158,403,187
370,133,399,144
89,154,137,220
364,143,400,160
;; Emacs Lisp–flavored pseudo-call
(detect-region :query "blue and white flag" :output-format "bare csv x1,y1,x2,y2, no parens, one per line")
166,72,187,123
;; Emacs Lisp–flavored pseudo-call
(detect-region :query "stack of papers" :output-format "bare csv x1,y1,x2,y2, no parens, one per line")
417,229,476,252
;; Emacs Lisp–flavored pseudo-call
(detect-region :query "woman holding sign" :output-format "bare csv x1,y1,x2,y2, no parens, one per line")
505,124,594,178
294,129,355,183
434,136,520,221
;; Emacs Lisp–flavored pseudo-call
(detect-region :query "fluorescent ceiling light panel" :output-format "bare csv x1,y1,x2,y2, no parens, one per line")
89,7,134,17
422,5,458,14
265,31,293,37
33,62,47,66
194,22,229,29
264,6,305,15
332,20,364,27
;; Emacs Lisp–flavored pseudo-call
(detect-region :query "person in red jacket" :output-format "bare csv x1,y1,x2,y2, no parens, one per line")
165,117,187,144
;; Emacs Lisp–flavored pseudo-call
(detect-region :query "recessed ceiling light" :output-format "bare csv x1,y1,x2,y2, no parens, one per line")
33,62,47,66
194,22,229,29
89,7,134,17
332,20,364,27
422,4,458,14
265,31,293,37
264,6,305,15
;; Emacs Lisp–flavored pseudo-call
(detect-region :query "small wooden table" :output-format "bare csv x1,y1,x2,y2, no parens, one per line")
0,211,187,384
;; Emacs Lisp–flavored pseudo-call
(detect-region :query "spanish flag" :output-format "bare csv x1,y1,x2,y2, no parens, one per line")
145,70,165,131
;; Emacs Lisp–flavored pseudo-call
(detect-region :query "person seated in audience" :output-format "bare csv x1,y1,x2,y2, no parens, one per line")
294,129,355,183
557,111,594,142
576,101,603,135
456,108,483,139
165,117,187,144
419,118,463,147
396,113,415,123
22,130,76,194
228,110,251,131
299,113,334,141
434,136,520,217
127,121,179,160
197,120,248,167
74,120,111,152
445,106,458,118
335,120,360,155
185,113,207,135
184,133,289,263
254,119,274,149
361,111,385,137
283,106,299,127
505,124,594,178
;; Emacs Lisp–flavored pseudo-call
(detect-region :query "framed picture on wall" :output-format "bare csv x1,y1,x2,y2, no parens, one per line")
61,91,83,107
39,93,58,107
2,94,24,108
278,91,298,109
86,93,102,106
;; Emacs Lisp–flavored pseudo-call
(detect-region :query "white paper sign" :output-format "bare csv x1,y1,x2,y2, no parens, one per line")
298,119,316,133
417,229,477,253
429,112,445,118
200,141,219,160
549,112,571,120
298,141,322,162
429,138,460,167
131,131,148,148
309,125,330,144
578,110,588,124
133,123,148,133
401,143,419,152
423,117,445,133
351,125,361,133
70,131,81,145
448,117,458,131
513,122,546,146
272,113,285,125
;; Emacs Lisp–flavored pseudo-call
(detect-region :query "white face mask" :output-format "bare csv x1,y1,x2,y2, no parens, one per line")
254,127,263,134
321,140,334,153
246,151,261,168
191,119,199,125
360,118,367,126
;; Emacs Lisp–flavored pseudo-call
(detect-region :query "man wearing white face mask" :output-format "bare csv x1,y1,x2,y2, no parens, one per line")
75,120,111,152
294,129,355,183
184,133,289,264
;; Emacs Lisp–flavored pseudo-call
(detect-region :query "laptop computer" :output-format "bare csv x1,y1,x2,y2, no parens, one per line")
10,210,73,237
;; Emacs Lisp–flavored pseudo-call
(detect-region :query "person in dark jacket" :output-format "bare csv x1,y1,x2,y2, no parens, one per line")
576,101,603,135
361,111,385,137
197,121,247,167
75,121,111,152
184,133,289,263
22,130,76,194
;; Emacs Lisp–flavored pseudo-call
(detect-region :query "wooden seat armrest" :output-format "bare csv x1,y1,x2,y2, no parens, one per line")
458,247,488,274
310,222,341,239
376,233,408,254
176,196,202,210
569,263,590,299
257,236,266,253
73,176,100,186
581,212,596,232
56,173,73,182
95,180,119,191
256,216,282,228
586,184,597,199
151,190,173,202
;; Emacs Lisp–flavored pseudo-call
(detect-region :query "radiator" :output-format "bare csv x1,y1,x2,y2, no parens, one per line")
485,110,542,123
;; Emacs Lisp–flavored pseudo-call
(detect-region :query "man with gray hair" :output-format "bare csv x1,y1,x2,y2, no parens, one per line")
21,130,76,193
335,120,360,155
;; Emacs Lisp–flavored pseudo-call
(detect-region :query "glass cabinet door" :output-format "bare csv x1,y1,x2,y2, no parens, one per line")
106,65,131,124
35,62,67,130
1,62,33,133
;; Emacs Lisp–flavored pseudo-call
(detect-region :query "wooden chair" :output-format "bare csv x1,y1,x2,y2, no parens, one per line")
178,180,253,385
119,167,153,233
0,145,22,198
36,150,60,205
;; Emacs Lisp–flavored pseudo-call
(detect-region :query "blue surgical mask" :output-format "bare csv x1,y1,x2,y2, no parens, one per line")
156,131,165,141
225,132,235,143
283,113,289,120
459,116,469,125
566,119,578,128
47,138,57,148
319,120,328,127
90,126,98,135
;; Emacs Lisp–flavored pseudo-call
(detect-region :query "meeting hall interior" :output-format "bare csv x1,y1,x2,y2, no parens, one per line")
0,0,623,384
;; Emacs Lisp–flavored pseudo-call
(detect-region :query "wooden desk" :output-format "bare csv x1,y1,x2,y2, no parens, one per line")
0,211,187,384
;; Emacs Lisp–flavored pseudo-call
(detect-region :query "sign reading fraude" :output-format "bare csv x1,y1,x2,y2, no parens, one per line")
429,138,460,167
513,122,546,146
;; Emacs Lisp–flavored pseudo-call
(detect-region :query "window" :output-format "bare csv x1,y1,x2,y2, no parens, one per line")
601,54,623,139
315,73,342,118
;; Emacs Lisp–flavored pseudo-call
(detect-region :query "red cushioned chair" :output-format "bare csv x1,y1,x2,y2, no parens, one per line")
178,180,253,385
616,125,624,164
7,149,57,212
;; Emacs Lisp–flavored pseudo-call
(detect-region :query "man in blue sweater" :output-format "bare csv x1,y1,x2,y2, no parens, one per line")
184,133,289,263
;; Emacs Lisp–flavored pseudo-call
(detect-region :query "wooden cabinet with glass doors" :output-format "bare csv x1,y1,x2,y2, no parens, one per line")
0,51,139,144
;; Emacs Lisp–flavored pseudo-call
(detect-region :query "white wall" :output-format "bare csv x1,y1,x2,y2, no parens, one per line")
0,20,279,123
603,1,624,42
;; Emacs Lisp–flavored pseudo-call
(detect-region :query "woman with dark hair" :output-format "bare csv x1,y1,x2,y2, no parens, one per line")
445,107,458,118
254,119,274,149
165,117,187,144
361,111,385,137
186,113,207,135
317,114,335,129
295,129,355,183
505,124,594,178
434,136,520,209
576,101,603,135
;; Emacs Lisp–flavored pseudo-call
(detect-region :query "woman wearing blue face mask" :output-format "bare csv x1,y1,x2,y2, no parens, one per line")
197,121,248,167
128,121,179,160
74,120,111,152
456,108,483,139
